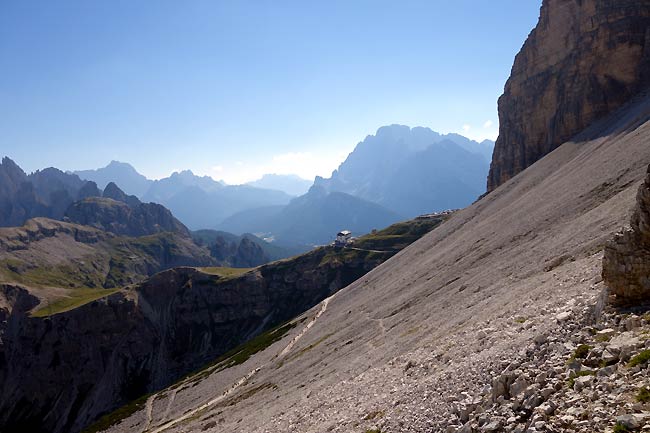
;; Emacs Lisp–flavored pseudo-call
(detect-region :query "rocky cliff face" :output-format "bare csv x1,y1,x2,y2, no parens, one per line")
488,0,650,191
192,230,274,267
0,216,445,433
0,249,392,433
65,195,190,238
603,165,650,304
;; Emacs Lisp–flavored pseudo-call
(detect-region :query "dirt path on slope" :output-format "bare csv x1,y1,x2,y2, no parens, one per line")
144,294,335,433
143,395,155,431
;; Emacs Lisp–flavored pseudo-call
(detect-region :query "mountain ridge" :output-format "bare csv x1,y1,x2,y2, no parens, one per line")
314,125,493,217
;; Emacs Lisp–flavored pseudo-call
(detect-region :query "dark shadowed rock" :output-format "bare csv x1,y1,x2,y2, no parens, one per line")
0,158,101,227
76,181,102,200
102,181,141,208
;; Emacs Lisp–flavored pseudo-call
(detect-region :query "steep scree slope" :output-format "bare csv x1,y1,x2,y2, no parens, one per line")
100,92,650,433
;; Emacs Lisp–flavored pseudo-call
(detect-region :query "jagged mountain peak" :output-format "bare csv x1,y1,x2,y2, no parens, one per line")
315,125,491,217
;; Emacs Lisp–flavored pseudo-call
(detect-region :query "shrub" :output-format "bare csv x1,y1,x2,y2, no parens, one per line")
614,422,631,433
573,344,592,359
637,386,650,403
629,350,650,368
567,370,595,388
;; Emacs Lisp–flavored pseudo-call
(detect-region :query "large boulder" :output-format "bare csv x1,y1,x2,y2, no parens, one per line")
603,165,650,304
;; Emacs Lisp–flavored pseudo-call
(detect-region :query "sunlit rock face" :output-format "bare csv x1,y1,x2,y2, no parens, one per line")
488,0,650,191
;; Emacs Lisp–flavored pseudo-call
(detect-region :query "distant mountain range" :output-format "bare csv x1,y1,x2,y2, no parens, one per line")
0,157,296,269
74,165,294,230
218,185,402,248
74,161,153,197
0,157,101,227
68,126,491,247
246,174,312,196
314,125,493,218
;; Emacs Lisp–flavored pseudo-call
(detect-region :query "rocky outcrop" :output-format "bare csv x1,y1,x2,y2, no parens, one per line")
488,0,650,191
65,196,190,238
193,230,279,267
0,217,111,251
0,218,213,290
102,181,141,208
603,165,650,304
208,235,267,267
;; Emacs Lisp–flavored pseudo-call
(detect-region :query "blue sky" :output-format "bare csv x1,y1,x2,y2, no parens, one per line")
0,1,541,184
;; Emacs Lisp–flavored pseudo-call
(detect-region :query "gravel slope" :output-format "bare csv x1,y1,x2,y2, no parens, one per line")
103,94,650,433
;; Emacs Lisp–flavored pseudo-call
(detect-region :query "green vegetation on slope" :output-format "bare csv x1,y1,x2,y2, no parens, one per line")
354,217,446,251
198,266,253,279
320,215,448,266
0,257,109,289
82,320,298,433
31,288,121,317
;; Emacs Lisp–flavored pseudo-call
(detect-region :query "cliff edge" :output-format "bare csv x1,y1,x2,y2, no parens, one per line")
488,0,650,191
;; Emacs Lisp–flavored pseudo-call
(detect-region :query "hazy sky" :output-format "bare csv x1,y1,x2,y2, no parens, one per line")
1,1,540,184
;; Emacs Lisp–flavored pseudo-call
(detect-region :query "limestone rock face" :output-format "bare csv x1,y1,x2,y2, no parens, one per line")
603,165,650,304
66,182,190,237
488,0,650,191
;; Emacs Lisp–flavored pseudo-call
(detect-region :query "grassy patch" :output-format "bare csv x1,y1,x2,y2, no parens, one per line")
629,350,650,368
572,344,593,360
637,386,650,403
277,332,334,368
363,410,385,421
365,429,382,433
595,334,612,343
355,217,445,250
197,267,252,279
31,288,120,317
614,422,631,433
180,320,299,387
81,393,150,433
567,370,595,388
0,258,107,289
